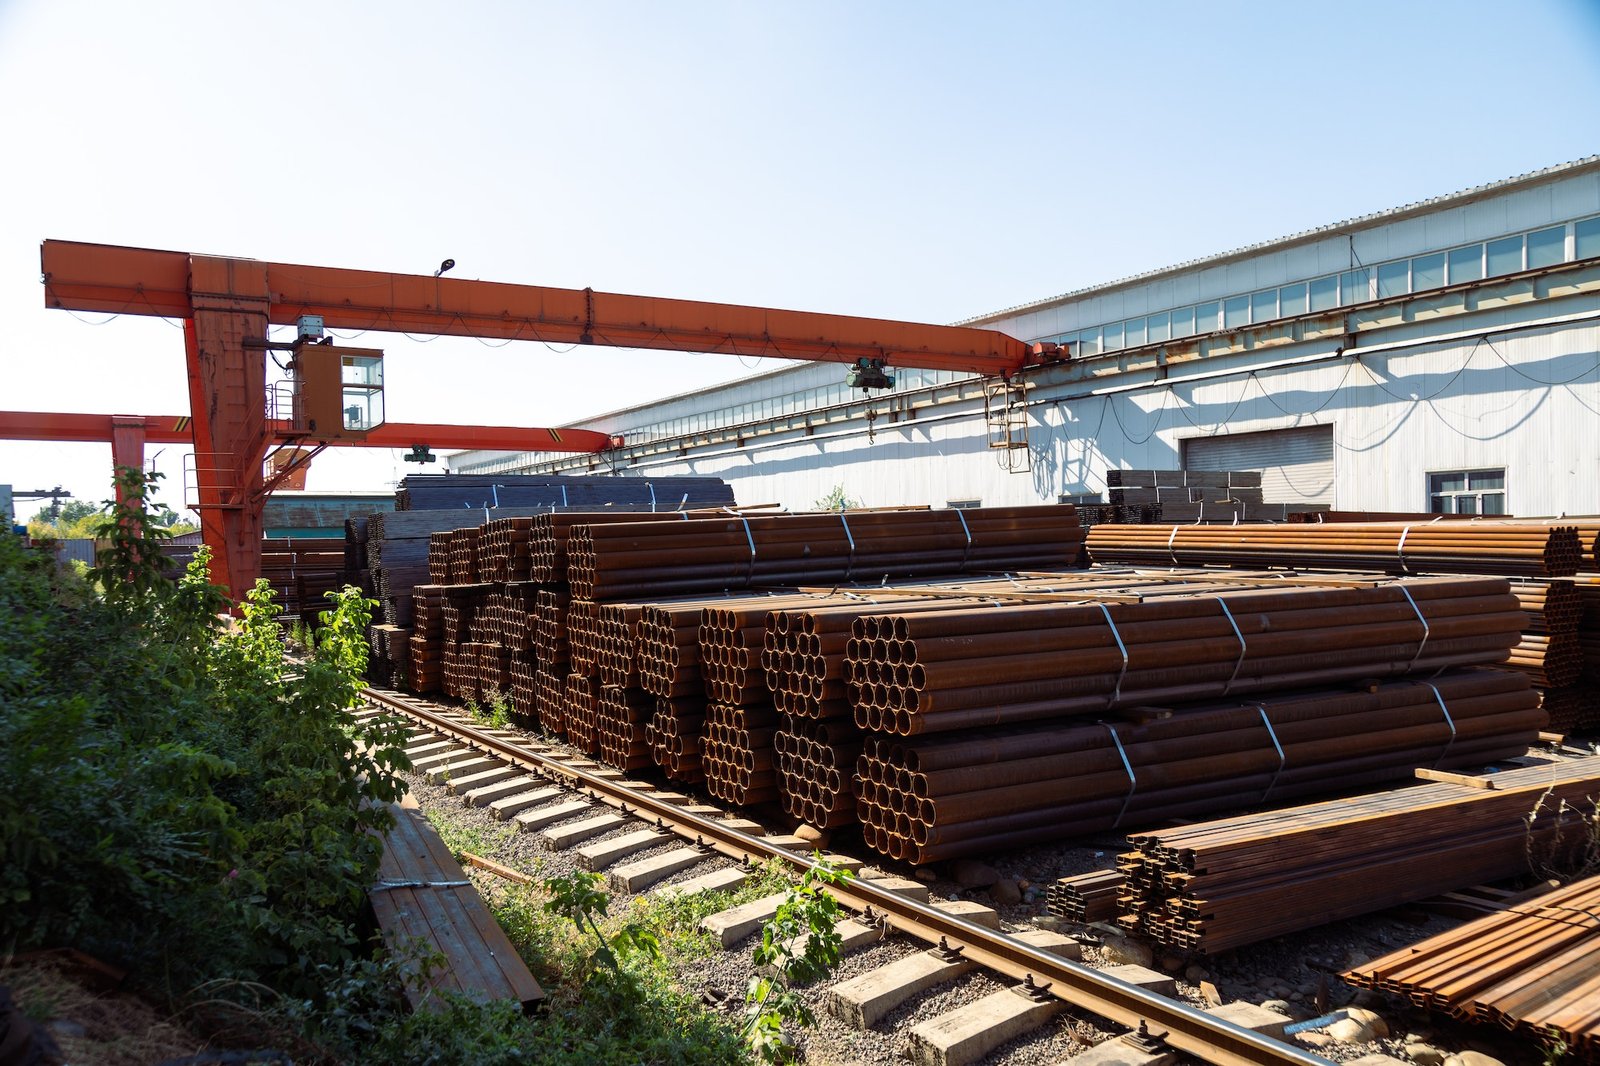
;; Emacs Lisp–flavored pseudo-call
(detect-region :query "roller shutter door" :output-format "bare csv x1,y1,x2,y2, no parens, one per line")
1183,425,1334,505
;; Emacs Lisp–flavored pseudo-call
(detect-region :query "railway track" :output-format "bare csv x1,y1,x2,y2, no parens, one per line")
358,685,1331,1066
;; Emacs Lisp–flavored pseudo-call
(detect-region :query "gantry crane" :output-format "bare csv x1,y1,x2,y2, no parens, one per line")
33,240,1052,599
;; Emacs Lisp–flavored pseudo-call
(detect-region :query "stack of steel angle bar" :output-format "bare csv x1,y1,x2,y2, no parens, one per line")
1343,872,1600,1057
1115,756,1600,955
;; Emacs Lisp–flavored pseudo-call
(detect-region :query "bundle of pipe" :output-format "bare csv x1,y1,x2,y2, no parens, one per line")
699,598,823,706
407,585,446,693
440,584,493,646
1045,870,1126,925
774,715,862,827
647,695,706,783
563,673,601,754
1114,755,1600,955
1086,520,1582,577
509,655,538,720
478,516,535,582
480,584,538,652
567,600,601,673
845,577,1526,736
762,598,942,721
469,641,510,701
533,588,572,668
595,685,653,771
701,703,780,807
447,527,483,584
427,531,452,584
534,668,568,737
1506,634,1583,688
529,511,697,584
1344,874,1600,1057
1512,580,1582,631
595,603,645,688
1542,687,1600,735
567,505,1085,601
854,669,1544,865
638,601,709,698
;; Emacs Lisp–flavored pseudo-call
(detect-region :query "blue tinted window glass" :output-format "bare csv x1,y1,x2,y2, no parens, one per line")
1448,244,1482,283
1578,217,1600,259
1308,276,1338,311
1526,226,1564,268
1279,283,1307,316
1194,302,1219,332
1104,321,1124,350
1223,295,1250,329
1341,269,1370,305
1171,307,1195,337
1376,261,1409,299
1486,236,1522,276
1146,313,1170,343
1251,289,1277,322
1124,318,1146,346
1412,253,1445,291
1077,328,1101,357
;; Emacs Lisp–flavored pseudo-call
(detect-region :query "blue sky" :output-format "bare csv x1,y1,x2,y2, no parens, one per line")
2,0,1598,517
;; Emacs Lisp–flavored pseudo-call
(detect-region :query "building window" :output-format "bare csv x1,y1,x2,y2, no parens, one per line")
1412,252,1445,291
1146,312,1170,343
1486,235,1523,277
1526,225,1565,269
1279,282,1307,316
1251,288,1277,323
1578,216,1600,259
1078,328,1102,357
1309,275,1338,312
1124,317,1147,346
1223,295,1250,330
1171,306,1195,337
946,498,982,510
1428,469,1506,515
1104,320,1124,351
1448,244,1483,284
1376,260,1410,299
1195,302,1219,332
1340,268,1371,306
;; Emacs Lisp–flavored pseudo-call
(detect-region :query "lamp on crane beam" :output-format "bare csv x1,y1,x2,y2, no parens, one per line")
846,357,896,391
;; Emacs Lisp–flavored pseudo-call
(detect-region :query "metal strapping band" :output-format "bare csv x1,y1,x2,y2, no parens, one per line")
1217,599,1247,695
1166,526,1181,568
1396,524,1413,574
1427,682,1457,767
1257,704,1287,803
738,517,757,585
954,508,973,568
840,512,856,581
1103,723,1137,828
648,482,657,511
1397,584,1430,673
1096,603,1129,706
677,492,689,510
374,879,470,892
561,484,569,507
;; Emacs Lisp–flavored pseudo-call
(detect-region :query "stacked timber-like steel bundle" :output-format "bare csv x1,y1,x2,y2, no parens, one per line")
567,506,1085,601
1107,469,1264,523
647,696,706,783
408,586,446,692
1114,756,1600,955
595,685,653,771
774,716,861,827
365,623,412,688
260,537,346,624
1343,873,1600,1057
844,577,1525,736
395,473,735,512
854,669,1543,864
1087,520,1583,577
701,702,779,806
1045,870,1125,925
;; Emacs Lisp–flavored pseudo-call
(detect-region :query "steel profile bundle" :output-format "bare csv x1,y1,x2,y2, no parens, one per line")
365,623,412,688
1114,755,1600,955
853,669,1543,864
1045,870,1126,925
440,584,493,646
427,531,452,584
481,584,538,652
477,516,535,582
774,715,862,827
761,597,945,721
701,702,780,806
647,695,706,783
407,585,446,692
508,656,538,719
563,673,601,754
1343,873,1600,1056
844,577,1526,736
1086,520,1583,577
595,685,653,771
637,601,710,698
395,472,735,512
566,505,1085,601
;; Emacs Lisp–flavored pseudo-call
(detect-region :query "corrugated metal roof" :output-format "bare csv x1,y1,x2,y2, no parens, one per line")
958,155,1600,326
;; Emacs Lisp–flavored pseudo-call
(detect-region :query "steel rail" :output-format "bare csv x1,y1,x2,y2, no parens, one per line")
362,684,1331,1066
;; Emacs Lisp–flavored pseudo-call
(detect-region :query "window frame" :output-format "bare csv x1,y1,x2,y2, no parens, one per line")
1427,467,1507,516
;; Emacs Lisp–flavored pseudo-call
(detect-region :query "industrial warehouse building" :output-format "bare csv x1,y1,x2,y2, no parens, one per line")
454,157,1600,518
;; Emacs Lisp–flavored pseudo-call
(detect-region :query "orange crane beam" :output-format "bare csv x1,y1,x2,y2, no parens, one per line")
39,240,1036,376
0,411,618,453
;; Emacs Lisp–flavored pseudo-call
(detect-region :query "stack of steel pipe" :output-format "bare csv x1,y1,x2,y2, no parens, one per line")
774,715,861,827
646,695,706,783
1086,520,1582,577
595,603,645,688
533,668,568,736
701,702,780,806
533,588,571,667
447,527,483,583
699,598,821,706
595,685,653,771
563,672,601,755
468,641,510,701
441,646,465,700
427,531,452,584
529,511,695,584
406,585,446,693
1045,870,1126,925
1114,755,1600,955
440,583,493,645
567,600,601,673
1343,873,1600,1056
478,516,535,582
853,669,1544,864
638,600,711,699
1502,580,1582,688
567,505,1085,601
508,655,538,720
845,577,1526,736
482,584,538,653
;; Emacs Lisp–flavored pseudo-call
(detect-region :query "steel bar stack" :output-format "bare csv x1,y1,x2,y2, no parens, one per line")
1046,870,1126,925
1343,873,1600,1057
845,577,1525,736
854,669,1543,864
595,604,645,688
701,702,779,806
1086,520,1583,577
638,601,711,699
567,506,1085,602
529,512,697,584
1546,575,1600,734
407,586,446,693
395,473,735,512
1114,756,1600,955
